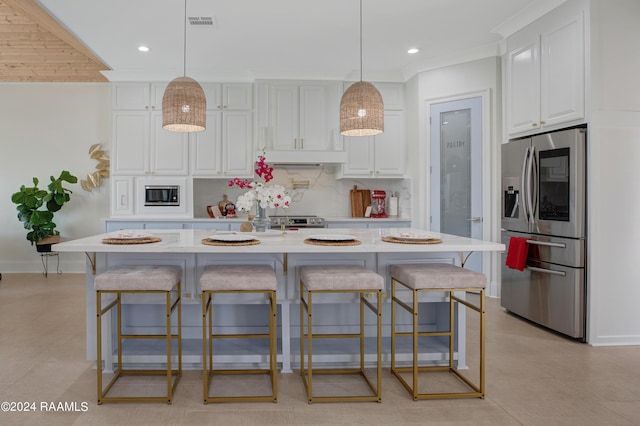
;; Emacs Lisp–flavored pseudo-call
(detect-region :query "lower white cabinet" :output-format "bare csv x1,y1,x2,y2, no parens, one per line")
105,220,243,233
326,220,410,229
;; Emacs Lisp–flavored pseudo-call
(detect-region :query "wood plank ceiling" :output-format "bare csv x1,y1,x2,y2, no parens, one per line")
0,0,109,82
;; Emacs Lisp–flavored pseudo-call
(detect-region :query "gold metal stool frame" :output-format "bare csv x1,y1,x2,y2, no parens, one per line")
300,281,382,403
391,277,485,400
201,289,278,403
96,281,182,404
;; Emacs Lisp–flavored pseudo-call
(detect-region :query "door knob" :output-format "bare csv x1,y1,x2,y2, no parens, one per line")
466,217,483,223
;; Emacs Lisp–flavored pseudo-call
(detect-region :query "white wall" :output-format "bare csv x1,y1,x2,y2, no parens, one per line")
0,83,111,273
193,170,412,220
406,57,503,296
587,0,640,345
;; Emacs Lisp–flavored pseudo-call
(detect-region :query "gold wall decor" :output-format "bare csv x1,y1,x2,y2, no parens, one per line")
81,143,110,192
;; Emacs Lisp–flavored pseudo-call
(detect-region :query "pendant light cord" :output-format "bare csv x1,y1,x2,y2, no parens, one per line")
359,0,363,82
183,0,187,76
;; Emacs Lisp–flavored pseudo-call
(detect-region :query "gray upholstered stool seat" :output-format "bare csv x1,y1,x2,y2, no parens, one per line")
299,265,383,404
388,263,487,290
389,263,486,401
95,265,182,405
95,265,182,291
300,265,385,291
200,265,278,403
200,265,277,291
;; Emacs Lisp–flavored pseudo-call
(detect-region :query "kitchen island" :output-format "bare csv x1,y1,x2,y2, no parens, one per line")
53,228,504,373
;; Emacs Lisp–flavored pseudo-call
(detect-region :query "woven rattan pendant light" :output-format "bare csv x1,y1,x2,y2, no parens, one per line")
162,0,206,132
340,0,384,136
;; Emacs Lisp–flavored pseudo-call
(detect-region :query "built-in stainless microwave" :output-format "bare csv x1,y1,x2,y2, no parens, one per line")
144,185,179,206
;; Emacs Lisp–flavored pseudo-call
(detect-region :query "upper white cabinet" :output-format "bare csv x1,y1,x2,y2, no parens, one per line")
372,82,405,111
191,83,253,177
201,83,253,111
340,110,406,178
112,82,189,176
112,82,167,111
257,80,341,152
506,10,585,136
190,110,253,177
112,82,253,178
112,108,188,176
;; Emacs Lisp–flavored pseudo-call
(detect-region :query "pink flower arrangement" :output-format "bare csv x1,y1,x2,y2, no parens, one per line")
227,153,291,212
227,154,274,188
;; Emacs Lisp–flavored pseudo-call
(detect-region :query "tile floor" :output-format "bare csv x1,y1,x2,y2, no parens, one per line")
0,273,639,425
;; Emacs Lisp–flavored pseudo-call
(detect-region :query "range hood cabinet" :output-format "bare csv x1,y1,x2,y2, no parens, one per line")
264,149,346,166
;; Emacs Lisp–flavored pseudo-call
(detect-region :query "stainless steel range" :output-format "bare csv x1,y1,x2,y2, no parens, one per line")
270,215,326,229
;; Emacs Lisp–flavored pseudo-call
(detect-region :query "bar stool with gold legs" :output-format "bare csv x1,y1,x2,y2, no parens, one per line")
299,265,383,403
200,265,278,403
95,265,182,404
389,263,486,401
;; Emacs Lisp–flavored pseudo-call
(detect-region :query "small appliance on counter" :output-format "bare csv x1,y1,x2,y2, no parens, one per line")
370,190,387,218
388,193,399,216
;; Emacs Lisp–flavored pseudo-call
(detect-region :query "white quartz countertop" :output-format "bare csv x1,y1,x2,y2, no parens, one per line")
104,216,412,223
53,228,504,254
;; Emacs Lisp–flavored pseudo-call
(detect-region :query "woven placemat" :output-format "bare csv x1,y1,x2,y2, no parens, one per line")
381,236,442,245
201,238,261,247
304,238,362,246
102,237,162,245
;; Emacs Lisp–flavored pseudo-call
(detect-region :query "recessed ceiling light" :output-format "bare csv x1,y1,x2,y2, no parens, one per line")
407,48,419,54
138,45,150,52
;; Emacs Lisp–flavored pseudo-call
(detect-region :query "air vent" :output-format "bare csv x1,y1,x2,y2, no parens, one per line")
188,16,214,26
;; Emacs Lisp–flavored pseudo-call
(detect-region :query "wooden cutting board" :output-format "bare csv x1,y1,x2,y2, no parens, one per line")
350,186,371,217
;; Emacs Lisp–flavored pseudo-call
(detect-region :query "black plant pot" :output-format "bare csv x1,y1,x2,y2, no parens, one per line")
36,243,53,253
36,235,60,253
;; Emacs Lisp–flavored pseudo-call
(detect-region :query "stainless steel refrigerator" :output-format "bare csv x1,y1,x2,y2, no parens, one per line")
500,126,587,340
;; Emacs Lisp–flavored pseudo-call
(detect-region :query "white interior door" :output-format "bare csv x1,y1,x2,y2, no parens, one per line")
430,97,483,272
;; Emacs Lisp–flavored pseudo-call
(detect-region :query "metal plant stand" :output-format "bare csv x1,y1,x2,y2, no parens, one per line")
40,252,62,277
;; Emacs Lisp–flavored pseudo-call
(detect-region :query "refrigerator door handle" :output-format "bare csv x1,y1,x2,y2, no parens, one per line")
525,146,536,224
530,147,538,219
521,147,530,222
525,239,567,249
526,266,567,277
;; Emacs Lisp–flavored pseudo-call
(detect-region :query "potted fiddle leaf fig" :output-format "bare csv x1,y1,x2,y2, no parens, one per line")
11,170,78,252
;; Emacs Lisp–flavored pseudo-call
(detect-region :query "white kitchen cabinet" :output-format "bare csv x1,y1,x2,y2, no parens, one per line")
190,110,253,178
105,220,242,232
506,11,585,136
201,83,253,111
326,220,410,229
340,110,405,178
259,81,340,151
111,82,188,176
112,82,167,111
192,83,254,178
112,111,188,175
110,176,134,216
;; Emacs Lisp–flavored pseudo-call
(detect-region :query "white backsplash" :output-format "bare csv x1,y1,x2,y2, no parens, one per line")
193,166,412,219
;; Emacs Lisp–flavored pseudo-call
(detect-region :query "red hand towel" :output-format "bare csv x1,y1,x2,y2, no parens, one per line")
506,237,528,271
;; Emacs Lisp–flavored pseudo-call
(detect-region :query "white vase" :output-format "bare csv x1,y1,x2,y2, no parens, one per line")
252,204,270,232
